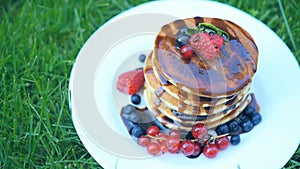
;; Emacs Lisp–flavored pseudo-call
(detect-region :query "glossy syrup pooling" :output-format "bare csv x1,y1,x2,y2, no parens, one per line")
153,17,258,97
144,50,252,116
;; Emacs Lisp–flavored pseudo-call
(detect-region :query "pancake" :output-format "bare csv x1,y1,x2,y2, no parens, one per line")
148,82,250,116
144,52,237,107
142,16,259,132
144,52,251,116
152,17,258,98
145,83,249,124
144,87,251,131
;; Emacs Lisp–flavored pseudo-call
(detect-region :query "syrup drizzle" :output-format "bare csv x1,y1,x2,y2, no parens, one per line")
154,17,258,97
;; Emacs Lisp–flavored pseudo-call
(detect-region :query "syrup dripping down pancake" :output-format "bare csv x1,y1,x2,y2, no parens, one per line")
144,52,251,115
144,87,251,131
152,17,258,98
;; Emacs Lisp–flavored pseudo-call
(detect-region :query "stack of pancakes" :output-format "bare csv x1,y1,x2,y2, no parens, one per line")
143,17,258,131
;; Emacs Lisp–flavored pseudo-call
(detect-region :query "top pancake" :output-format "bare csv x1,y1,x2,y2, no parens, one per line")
153,17,258,98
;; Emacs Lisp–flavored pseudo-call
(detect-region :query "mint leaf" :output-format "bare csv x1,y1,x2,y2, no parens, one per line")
183,23,229,41
185,28,199,37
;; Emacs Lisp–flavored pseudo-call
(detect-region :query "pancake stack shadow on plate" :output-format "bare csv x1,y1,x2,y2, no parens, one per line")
143,17,259,131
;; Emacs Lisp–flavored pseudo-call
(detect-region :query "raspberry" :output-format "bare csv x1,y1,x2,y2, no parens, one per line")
211,34,224,49
189,32,224,60
116,69,145,95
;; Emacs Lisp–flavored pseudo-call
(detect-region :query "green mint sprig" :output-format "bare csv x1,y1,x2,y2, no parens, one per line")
185,23,229,41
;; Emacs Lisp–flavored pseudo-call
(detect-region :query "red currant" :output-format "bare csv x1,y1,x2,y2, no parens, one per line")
203,143,218,158
169,130,181,139
167,136,180,147
180,140,195,156
187,142,203,158
157,133,168,144
147,126,160,136
160,143,169,153
191,123,207,139
138,135,150,147
168,144,180,154
157,132,169,153
167,135,180,154
192,142,202,156
147,142,162,156
215,136,229,150
180,44,194,59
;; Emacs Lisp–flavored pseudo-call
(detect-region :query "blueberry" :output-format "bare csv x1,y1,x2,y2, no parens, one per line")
178,26,188,35
138,54,146,62
121,116,137,133
131,125,146,138
240,118,254,133
235,113,247,124
121,104,140,122
222,33,229,41
176,34,190,47
215,124,229,135
251,113,262,125
230,135,241,145
227,120,240,133
242,106,256,117
131,94,141,105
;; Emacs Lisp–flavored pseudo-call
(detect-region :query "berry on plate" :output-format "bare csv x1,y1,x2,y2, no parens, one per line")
138,135,151,147
139,54,147,62
131,94,141,105
131,125,146,138
117,69,145,95
203,143,218,158
227,120,240,133
187,142,202,158
215,136,230,150
180,140,195,156
167,134,181,154
250,113,262,125
147,142,162,156
189,32,224,60
147,125,160,136
191,123,207,139
240,118,254,133
230,135,241,145
215,123,229,135
242,106,256,117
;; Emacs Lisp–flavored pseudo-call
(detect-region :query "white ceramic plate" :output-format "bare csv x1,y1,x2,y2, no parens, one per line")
69,0,300,169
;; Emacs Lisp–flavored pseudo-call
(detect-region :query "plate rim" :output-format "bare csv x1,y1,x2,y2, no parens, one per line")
69,0,300,169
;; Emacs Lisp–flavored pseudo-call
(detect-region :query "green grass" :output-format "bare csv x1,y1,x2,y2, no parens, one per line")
0,0,299,168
